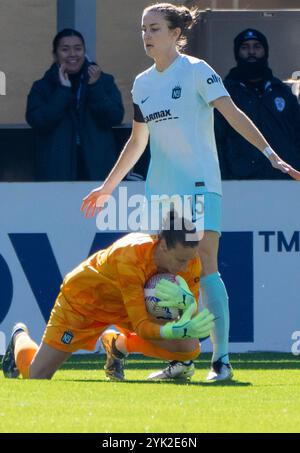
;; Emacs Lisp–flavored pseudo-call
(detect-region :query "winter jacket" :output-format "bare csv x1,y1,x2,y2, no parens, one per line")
26,60,124,181
215,71,300,179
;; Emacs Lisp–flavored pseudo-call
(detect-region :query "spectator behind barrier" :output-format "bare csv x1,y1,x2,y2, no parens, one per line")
26,28,124,181
215,29,300,180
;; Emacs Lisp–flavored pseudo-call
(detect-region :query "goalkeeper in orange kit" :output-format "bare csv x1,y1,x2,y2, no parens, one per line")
2,214,214,381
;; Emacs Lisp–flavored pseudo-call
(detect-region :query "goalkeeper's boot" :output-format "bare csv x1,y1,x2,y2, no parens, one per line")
206,358,233,382
2,323,28,378
147,360,195,381
101,331,126,381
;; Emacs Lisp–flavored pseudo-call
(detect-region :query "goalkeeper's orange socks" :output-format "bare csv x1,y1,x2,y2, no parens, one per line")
14,332,38,378
200,272,230,364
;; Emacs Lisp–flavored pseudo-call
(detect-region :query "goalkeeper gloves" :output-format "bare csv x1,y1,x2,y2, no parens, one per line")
155,275,197,315
160,307,214,340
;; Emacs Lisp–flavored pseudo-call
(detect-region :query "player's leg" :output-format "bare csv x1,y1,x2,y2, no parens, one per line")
100,329,199,381
193,192,232,381
28,342,71,379
2,323,71,379
128,334,199,380
2,323,35,378
3,292,108,380
198,229,232,381
100,329,127,381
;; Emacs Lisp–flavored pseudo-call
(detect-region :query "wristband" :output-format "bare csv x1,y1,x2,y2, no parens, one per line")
263,146,274,158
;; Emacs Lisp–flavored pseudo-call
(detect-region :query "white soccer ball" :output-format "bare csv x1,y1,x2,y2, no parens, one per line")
144,273,180,321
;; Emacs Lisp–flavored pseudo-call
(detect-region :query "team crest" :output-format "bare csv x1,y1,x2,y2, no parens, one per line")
61,330,74,345
172,85,182,99
274,97,285,112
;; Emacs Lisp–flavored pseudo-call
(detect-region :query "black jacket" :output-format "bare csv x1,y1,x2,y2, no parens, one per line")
215,70,300,179
26,60,124,181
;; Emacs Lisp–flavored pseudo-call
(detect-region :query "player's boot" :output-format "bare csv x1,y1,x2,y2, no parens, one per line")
2,323,29,378
147,360,195,380
206,358,233,382
101,331,126,381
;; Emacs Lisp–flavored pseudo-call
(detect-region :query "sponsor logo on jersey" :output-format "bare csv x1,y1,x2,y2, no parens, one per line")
141,96,150,104
61,330,74,345
144,109,177,123
206,74,221,85
274,97,286,112
172,85,182,99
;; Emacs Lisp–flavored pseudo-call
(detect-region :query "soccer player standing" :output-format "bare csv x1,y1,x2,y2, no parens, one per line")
81,3,300,381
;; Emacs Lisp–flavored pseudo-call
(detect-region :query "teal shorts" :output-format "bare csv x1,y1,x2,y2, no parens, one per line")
202,192,222,234
140,192,222,235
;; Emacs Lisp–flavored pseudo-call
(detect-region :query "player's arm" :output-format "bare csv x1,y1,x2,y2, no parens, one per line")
155,276,197,314
101,120,149,192
117,256,213,341
116,260,164,340
121,280,214,341
155,259,200,313
81,120,149,217
212,96,300,181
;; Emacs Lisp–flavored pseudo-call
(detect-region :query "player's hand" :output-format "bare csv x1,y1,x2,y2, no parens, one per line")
58,64,71,87
287,166,300,181
81,185,112,218
88,64,102,85
267,151,300,180
155,275,197,314
160,307,215,340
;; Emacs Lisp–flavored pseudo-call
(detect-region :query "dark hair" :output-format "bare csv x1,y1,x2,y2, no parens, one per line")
144,3,197,49
159,210,200,249
52,28,85,54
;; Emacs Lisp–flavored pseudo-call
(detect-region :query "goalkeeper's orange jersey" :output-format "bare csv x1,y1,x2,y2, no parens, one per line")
60,233,201,340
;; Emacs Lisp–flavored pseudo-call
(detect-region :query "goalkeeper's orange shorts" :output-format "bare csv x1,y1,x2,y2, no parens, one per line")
42,292,109,352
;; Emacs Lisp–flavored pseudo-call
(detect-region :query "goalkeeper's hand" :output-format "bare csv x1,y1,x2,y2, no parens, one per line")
155,275,197,314
160,307,215,340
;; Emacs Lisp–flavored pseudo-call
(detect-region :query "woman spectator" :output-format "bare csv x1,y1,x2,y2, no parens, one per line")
26,28,124,181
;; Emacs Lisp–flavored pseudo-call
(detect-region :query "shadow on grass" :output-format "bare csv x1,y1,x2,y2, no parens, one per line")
57,377,252,387
61,353,300,371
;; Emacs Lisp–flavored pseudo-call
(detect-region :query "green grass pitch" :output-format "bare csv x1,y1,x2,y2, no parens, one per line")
0,353,299,433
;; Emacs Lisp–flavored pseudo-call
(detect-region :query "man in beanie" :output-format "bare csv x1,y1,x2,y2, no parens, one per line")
215,28,300,179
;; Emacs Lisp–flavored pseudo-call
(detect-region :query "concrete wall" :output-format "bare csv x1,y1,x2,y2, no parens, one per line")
0,0,56,124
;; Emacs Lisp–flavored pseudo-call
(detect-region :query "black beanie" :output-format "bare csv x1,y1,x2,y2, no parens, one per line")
234,29,269,60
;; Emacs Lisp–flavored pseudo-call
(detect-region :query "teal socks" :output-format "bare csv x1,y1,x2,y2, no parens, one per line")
200,272,230,364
